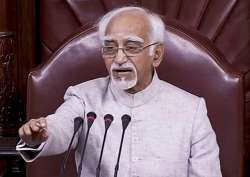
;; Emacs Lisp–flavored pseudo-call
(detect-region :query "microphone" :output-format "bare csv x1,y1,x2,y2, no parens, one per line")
96,114,114,177
60,117,84,177
77,112,97,177
114,114,131,177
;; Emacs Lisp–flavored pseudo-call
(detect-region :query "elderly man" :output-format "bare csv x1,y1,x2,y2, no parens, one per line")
17,6,222,177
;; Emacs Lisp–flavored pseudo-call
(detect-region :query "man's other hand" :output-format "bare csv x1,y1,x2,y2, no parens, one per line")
18,118,48,146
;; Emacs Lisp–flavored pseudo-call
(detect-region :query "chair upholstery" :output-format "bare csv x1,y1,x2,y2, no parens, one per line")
39,0,250,72
27,20,245,177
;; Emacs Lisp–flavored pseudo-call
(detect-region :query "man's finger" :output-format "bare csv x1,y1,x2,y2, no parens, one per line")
22,124,33,143
23,124,32,136
29,119,40,132
36,118,47,128
40,129,49,140
36,118,49,140
18,127,25,139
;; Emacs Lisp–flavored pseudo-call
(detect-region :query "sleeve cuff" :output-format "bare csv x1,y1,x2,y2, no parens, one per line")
16,139,46,162
16,139,45,151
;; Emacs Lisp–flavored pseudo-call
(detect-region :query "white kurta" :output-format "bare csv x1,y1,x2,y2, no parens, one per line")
18,73,222,177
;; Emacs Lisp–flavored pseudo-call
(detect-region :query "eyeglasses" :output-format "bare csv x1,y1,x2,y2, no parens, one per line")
101,42,159,58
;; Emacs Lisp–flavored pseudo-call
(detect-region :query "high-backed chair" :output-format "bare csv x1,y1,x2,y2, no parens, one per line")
26,20,245,177
39,3,250,170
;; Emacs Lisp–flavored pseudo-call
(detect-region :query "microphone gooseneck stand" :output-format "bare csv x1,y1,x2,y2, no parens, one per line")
77,112,97,177
96,114,114,177
59,117,84,177
113,114,131,177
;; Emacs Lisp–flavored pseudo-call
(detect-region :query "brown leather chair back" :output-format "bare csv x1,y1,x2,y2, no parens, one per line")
27,22,244,177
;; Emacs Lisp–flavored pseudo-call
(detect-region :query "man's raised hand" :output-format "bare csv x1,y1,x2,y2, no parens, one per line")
18,118,48,146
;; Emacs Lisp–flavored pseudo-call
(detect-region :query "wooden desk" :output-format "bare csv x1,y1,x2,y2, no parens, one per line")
0,137,25,177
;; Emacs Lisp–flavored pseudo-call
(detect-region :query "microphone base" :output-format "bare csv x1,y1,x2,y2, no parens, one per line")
96,166,100,177
114,165,119,177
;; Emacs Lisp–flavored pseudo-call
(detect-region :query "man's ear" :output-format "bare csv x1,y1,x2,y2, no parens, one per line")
152,43,164,67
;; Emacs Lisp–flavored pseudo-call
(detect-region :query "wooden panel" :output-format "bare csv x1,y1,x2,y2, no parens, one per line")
0,1,28,176
0,32,20,136
0,0,8,31
0,0,17,32
16,0,37,103
0,0,37,134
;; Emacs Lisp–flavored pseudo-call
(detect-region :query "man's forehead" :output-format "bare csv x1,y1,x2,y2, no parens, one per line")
104,11,150,43
103,35,144,43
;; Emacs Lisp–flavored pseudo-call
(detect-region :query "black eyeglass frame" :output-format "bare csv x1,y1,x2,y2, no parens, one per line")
101,42,160,58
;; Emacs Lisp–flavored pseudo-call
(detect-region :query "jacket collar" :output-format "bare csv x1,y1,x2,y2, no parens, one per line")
109,71,161,108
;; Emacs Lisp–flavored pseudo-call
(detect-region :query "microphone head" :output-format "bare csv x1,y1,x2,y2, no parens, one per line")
74,117,84,132
104,114,114,130
121,114,131,130
86,112,97,128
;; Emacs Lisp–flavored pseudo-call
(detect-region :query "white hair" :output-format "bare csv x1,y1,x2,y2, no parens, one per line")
98,6,165,50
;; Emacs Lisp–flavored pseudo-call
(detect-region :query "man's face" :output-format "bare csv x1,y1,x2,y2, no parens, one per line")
102,11,160,93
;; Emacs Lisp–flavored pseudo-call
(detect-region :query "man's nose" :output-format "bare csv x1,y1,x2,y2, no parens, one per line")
113,48,128,65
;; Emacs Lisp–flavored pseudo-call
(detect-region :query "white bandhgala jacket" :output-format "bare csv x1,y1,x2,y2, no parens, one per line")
17,72,222,177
